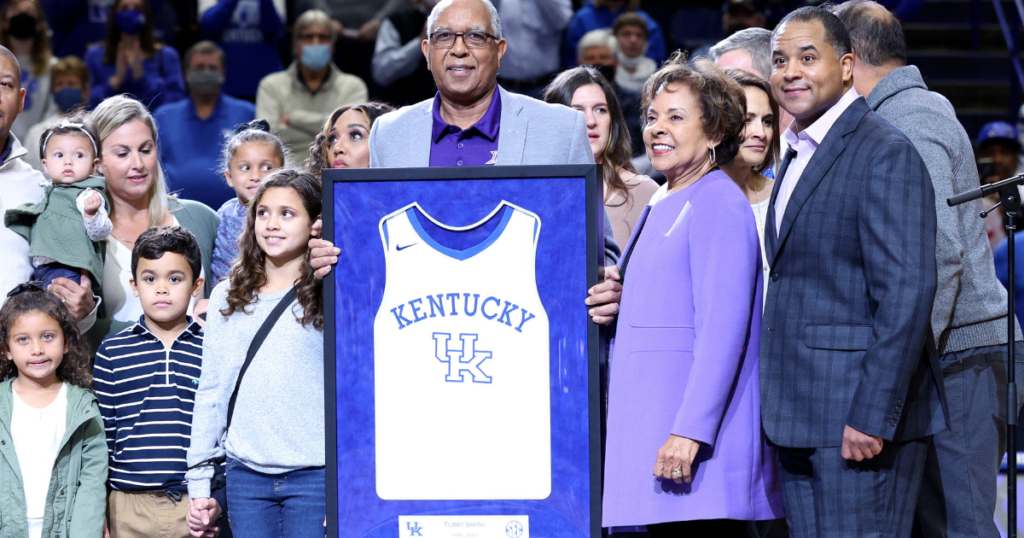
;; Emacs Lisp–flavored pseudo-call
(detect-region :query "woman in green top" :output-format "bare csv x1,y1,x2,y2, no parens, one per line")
87,95,341,344
88,95,220,342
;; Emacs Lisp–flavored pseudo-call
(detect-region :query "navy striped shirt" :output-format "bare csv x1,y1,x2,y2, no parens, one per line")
94,317,203,492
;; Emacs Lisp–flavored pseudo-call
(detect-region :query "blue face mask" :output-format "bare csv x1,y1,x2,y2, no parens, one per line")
300,44,332,71
115,9,145,35
53,87,84,113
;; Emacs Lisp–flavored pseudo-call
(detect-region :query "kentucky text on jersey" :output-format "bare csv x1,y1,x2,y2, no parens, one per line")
388,293,537,332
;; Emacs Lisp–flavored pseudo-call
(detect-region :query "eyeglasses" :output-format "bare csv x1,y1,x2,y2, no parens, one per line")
430,30,498,49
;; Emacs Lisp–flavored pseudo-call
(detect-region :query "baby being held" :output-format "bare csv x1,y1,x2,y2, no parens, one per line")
4,114,110,293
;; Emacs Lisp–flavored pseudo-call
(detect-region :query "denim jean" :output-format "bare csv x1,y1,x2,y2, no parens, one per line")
225,459,326,538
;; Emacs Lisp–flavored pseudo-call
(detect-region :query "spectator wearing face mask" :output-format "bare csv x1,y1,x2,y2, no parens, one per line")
578,28,645,157
255,9,367,156
612,12,655,94
198,0,285,101
23,55,90,172
153,40,255,210
1,0,57,144
564,0,665,69
84,0,187,111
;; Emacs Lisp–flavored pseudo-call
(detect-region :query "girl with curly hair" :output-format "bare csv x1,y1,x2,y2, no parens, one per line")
304,101,393,177
0,283,107,538
187,169,325,538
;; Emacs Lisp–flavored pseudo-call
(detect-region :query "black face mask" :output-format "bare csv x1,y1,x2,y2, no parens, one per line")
8,13,37,40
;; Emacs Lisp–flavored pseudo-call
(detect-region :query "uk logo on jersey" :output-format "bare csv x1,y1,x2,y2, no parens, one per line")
433,332,492,383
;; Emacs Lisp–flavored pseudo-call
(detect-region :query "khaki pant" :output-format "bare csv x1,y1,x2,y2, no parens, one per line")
107,490,190,538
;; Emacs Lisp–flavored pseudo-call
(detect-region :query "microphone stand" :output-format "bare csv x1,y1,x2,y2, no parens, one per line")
949,172,1024,537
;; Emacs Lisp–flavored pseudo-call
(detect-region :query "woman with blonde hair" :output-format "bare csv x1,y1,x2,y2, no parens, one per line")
88,95,218,342
0,0,56,142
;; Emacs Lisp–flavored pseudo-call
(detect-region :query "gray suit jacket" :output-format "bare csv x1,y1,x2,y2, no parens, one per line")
761,97,945,448
868,65,1015,354
370,86,594,167
369,86,620,263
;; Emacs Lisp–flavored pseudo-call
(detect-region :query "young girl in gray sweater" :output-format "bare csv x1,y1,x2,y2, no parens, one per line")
186,169,324,538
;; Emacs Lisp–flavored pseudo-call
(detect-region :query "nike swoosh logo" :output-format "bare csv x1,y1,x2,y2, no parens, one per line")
396,243,417,251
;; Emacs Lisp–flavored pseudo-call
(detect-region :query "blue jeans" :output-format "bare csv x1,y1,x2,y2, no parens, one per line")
225,459,326,538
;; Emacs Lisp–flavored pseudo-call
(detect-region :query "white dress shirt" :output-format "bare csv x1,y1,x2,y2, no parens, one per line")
774,87,861,233
12,383,67,538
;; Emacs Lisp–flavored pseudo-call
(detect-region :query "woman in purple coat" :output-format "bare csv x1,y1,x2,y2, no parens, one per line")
595,55,784,535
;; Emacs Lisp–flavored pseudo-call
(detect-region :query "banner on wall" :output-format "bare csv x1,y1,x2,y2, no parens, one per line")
323,165,604,538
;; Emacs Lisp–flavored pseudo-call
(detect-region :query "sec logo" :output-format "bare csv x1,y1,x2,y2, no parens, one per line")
505,521,524,538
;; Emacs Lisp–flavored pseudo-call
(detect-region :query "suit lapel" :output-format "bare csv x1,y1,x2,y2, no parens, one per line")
766,148,796,261
411,103,434,167
495,87,527,166
771,99,868,267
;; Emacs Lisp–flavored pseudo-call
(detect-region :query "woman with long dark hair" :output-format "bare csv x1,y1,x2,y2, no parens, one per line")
544,66,658,246
304,101,394,177
719,68,780,295
83,0,186,110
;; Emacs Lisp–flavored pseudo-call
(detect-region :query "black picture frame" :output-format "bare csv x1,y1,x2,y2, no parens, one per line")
323,164,603,537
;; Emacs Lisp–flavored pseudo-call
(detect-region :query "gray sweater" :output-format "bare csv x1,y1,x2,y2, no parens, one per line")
867,65,1018,353
186,282,324,498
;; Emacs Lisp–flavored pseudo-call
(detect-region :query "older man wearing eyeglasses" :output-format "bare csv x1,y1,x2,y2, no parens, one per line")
368,0,621,265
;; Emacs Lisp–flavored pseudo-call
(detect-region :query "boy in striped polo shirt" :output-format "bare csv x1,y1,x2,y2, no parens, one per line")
94,226,221,538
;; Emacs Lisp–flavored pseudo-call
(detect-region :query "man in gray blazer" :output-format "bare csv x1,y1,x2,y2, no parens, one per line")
368,0,620,263
831,3,1023,537
761,7,945,536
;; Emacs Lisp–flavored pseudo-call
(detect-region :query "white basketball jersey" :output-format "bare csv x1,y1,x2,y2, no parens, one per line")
373,201,551,500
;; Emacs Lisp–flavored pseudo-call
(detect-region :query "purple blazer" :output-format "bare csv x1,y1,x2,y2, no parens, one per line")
602,171,783,526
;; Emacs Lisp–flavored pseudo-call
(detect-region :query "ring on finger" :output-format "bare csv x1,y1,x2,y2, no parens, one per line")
61,295,66,303
671,468,683,478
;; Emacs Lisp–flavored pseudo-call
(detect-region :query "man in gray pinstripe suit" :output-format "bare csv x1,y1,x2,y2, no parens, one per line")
761,7,947,537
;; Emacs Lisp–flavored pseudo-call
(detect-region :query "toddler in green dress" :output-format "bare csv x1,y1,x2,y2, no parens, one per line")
4,115,109,293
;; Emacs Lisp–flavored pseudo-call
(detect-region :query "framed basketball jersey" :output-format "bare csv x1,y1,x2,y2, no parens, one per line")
374,202,551,500
325,166,603,538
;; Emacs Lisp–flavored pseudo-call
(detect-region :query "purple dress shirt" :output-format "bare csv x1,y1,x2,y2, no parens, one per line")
429,90,502,167
603,171,784,526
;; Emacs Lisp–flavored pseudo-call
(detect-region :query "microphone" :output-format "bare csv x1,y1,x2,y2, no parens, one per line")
948,173,1024,207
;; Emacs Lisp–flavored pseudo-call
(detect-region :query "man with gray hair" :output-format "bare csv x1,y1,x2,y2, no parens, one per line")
709,27,772,80
829,2,1023,537
369,0,621,264
710,26,794,165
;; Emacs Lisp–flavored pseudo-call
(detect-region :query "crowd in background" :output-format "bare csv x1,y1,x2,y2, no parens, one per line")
0,0,1023,538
